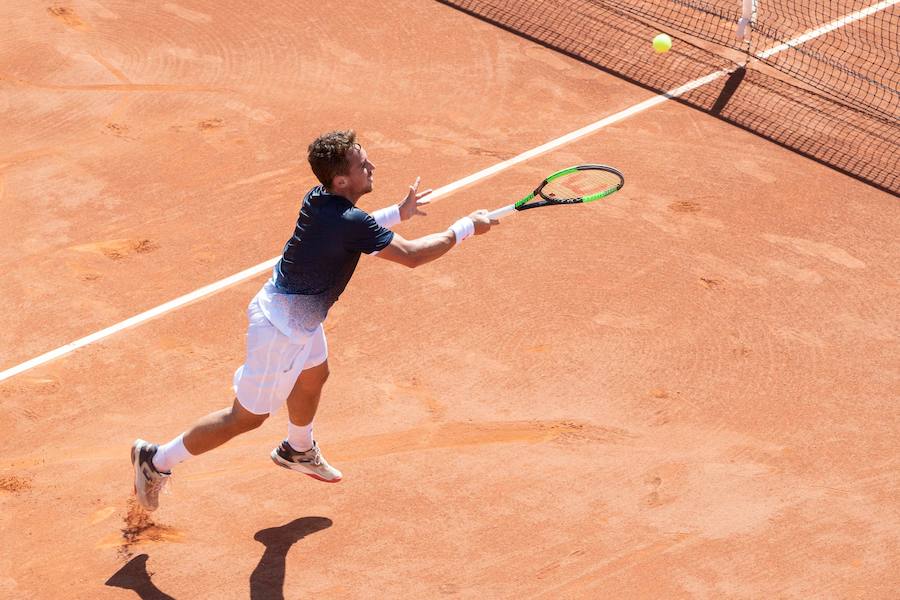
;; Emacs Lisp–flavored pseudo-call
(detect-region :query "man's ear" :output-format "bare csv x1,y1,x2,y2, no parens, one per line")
332,175,347,189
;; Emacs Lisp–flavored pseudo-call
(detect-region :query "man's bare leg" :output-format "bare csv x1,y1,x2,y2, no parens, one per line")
286,360,330,430
132,399,268,510
271,360,342,482
183,398,269,455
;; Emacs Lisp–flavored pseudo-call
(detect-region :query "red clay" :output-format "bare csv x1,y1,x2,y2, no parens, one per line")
1,1,898,598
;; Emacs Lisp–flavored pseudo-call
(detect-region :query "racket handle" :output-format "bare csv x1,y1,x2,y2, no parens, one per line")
487,204,516,220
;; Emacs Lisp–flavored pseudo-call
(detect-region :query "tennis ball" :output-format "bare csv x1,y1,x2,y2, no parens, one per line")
652,33,672,53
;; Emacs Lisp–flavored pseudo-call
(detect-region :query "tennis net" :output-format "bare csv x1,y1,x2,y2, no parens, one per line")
438,0,899,194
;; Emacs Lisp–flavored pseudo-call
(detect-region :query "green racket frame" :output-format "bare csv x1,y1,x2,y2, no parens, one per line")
488,164,624,220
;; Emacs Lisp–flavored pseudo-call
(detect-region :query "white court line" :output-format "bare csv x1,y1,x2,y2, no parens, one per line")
1,0,893,383
0,258,278,382
421,70,727,203
756,0,898,59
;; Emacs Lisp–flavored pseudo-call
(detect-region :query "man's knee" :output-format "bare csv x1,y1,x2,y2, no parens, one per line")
314,362,330,385
240,413,268,432
228,401,268,433
298,362,329,390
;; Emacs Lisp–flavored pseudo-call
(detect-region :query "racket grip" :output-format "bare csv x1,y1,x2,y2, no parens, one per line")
487,204,516,220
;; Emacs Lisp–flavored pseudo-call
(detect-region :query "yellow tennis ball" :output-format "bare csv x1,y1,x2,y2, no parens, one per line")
652,33,672,53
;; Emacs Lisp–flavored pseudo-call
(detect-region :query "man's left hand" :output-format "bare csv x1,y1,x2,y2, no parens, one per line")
399,177,432,221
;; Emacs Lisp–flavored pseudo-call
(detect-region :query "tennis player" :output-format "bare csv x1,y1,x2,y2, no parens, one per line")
131,130,496,511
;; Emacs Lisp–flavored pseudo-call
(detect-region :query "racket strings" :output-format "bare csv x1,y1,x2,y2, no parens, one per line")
542,169,621,201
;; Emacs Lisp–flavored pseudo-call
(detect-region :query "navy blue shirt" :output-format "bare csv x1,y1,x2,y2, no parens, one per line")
268,186,394,327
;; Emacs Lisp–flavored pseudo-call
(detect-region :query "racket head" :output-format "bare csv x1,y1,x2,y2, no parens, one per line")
537,164,624,204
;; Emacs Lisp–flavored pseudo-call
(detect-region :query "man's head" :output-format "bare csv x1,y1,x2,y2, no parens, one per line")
307,130,374,202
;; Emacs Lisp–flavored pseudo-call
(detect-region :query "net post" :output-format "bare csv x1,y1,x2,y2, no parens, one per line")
736,0,757,41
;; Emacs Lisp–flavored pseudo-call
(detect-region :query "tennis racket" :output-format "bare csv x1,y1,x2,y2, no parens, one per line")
487,165,624,220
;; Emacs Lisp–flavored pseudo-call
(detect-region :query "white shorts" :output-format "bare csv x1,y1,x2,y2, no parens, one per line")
232,295,328,415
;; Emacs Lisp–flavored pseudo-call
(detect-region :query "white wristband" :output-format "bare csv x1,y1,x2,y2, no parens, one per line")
372,204,401,228
449,217,475,245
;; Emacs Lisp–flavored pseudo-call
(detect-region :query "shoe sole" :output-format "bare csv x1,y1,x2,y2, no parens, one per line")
130,443,138,496
131,439,159,511
270,451,342,483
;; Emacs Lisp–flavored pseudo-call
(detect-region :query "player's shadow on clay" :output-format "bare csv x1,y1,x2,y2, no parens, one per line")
105,553,175,600
104,517,331,599
250,516,333,600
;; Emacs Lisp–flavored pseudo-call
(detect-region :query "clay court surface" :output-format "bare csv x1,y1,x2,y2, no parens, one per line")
1,1,898,598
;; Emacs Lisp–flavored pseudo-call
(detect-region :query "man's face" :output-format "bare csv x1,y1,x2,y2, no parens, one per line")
341,146,375,198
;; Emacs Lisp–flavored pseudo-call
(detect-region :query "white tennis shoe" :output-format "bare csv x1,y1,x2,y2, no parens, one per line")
270,440,342,483
131,439,170,511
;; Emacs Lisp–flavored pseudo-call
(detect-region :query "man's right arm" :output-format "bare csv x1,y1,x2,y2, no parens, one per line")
376,210,496,269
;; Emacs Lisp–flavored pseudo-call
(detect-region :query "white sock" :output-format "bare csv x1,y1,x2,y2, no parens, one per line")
287,422,314,452
152,433,193,473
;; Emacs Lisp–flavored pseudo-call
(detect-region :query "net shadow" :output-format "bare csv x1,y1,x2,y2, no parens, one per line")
438,0,899,195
